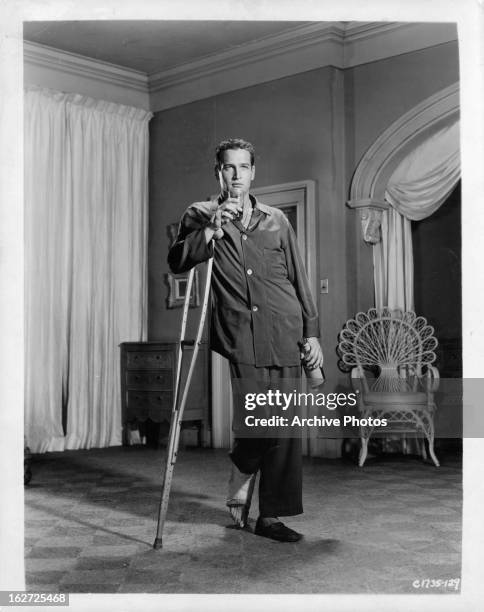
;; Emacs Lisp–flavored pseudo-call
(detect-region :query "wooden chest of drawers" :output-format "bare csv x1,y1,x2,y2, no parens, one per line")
120,341,209,446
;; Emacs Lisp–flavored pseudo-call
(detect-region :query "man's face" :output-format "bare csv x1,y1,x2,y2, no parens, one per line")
217,148,255,197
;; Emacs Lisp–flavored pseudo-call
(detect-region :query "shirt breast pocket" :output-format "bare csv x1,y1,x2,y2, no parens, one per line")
263,247,287,277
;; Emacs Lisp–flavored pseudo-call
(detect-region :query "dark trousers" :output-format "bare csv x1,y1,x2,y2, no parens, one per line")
228,362,303,518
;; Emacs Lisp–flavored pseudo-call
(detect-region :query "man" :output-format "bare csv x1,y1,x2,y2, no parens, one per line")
168,138,323,542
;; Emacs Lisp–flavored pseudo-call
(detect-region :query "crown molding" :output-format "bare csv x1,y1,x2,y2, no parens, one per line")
148,21,457,91
24,41,149,93
344,21,406,40
149,23,345,92
23,21,458,112
342,21,457,68
148,21,457,110
148,22,345,110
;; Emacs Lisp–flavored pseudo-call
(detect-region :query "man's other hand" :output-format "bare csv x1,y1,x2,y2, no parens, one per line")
304,337,324,369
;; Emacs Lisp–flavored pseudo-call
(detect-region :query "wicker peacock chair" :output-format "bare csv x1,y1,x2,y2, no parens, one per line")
338,307,440,467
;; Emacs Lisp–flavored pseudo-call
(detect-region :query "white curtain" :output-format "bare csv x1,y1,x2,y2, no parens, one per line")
25,86,152,452
373,208,414,310
373,121,460,310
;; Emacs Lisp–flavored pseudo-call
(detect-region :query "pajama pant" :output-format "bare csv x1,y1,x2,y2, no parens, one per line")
228,362,303,518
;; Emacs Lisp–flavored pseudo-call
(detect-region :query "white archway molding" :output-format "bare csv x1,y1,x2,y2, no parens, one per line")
348,82,459,204
347,82,460,311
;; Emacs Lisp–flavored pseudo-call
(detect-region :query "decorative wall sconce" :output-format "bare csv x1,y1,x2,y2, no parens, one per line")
346,198,389,244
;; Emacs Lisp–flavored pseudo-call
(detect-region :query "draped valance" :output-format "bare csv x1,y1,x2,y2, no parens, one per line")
374,120,460,310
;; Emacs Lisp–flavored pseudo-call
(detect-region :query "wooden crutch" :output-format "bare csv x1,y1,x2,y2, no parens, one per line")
153,254,214,549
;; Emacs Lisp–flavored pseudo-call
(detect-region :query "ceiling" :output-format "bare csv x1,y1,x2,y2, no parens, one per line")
23,20,320,75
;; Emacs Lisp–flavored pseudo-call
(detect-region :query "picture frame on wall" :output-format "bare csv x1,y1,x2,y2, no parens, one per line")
165,269,200,309
166,222,200,309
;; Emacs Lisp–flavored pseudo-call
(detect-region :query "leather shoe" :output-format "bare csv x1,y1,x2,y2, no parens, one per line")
254,518,302,542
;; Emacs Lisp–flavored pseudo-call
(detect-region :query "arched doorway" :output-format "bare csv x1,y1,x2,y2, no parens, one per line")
348,82,460,311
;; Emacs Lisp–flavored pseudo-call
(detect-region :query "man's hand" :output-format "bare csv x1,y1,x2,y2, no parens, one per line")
219,193,243,223
303,337,324,370
205,195,243,242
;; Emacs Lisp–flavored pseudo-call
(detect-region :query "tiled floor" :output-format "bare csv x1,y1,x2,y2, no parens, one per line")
24,445,462,594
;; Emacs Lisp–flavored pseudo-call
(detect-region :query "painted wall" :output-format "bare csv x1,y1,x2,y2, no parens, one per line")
344,41,460,314
148,66,348,387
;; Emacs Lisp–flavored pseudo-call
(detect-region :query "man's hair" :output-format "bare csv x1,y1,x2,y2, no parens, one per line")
214,138,255,173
